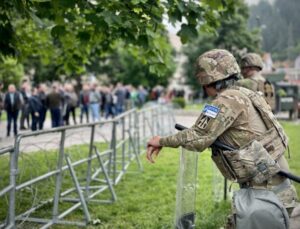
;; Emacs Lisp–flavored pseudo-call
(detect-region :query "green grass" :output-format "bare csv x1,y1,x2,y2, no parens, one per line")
77,148,230,229
0,121,299,228
0,143,229,228
281,121,300,198
0,111,6,121
184,103,204,111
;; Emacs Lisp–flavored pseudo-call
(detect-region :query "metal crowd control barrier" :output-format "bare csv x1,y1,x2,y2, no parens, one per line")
0,147,15,229
0,105,175,228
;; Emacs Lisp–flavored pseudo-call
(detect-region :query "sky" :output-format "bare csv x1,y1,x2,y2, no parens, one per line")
245,0,260,4
245,0,274,5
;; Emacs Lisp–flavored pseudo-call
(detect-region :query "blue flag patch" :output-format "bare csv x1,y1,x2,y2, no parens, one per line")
202,104,220,118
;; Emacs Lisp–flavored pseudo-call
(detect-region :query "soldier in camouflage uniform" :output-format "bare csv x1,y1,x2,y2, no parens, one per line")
237,53,276,111
147,49,299,228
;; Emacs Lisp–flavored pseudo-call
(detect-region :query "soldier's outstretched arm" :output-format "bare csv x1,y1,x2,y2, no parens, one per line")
158,99,242,152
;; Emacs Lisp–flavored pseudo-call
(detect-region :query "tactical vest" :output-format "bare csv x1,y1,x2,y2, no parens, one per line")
211,87,288,183
250,78,276,111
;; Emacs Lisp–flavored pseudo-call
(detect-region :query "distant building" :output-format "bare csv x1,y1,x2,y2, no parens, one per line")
168,34,193,102
295,55,300,69
262,53,273,73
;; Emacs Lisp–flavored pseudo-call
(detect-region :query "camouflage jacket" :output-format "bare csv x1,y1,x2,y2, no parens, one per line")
160,86,267,151
237,72,265,93
237,72,276,110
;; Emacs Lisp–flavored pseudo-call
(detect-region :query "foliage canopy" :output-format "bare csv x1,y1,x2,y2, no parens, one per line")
0,0,238,86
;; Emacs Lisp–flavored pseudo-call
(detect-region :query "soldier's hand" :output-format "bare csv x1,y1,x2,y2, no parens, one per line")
146,146,162,163
146,136,162,163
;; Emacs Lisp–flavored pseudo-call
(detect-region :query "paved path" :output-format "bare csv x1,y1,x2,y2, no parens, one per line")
0,113,198,153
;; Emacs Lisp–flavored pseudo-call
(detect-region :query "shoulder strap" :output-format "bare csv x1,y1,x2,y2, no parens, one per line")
237,87,288,149
256,79,265,94
264,80,275,97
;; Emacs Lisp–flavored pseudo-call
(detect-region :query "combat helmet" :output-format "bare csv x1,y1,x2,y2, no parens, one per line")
196,49,240,85
240,53,263,70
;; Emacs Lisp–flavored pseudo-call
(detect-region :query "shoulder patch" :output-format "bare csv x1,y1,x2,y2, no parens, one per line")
202,104,220,118
198,116,211,129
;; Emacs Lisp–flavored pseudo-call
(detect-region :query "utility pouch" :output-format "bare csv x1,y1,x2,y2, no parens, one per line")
211,148,237,181
253,127,286,161
223,140,281,184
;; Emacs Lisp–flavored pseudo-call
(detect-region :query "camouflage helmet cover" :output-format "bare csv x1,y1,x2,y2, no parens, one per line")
241,53,263,70
196,49,240,85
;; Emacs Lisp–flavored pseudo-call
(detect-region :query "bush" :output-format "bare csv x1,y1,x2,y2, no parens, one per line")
277,88,287,97
172,97,186,109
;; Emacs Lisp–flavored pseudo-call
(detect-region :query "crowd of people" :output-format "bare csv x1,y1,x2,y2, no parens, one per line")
0,81,152,138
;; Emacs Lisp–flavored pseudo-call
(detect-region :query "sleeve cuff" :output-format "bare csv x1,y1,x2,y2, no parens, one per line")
159,135,182,148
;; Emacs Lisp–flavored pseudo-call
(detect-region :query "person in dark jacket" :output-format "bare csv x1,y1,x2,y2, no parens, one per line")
79,84,90,123
28,87,43,131
46,84,62,128
19,81,31,130
114,83,126,115
104,86,115,119
63,84,78,125
37,84,47,130
0,82,4,124
4,84,23,137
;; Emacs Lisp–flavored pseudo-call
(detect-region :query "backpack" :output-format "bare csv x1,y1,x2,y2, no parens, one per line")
234,188,289,229
264,80,276,111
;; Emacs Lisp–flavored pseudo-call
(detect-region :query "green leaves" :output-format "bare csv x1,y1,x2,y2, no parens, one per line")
0,0,242,84
102,10,121,26
131,0,148,5
202,0,224,10
165,0,233,44
0,55,24,88
77,31,91,43
178,24,198,44
31,0,51,2
50,25,66,38
51,0,76,9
